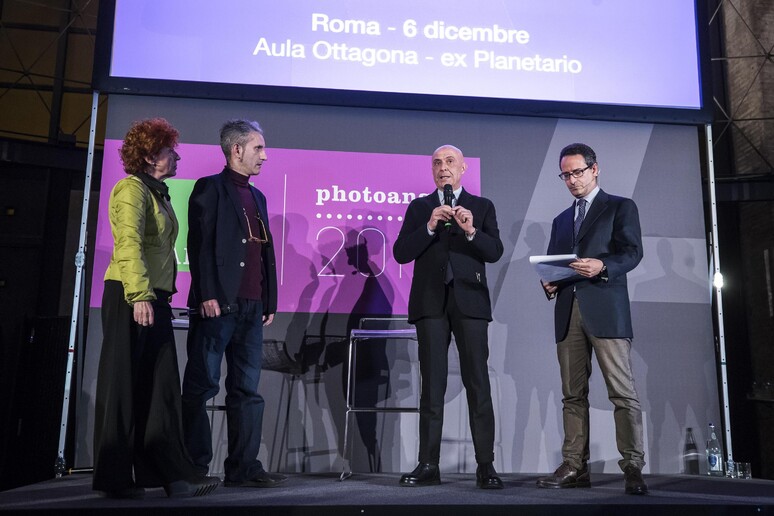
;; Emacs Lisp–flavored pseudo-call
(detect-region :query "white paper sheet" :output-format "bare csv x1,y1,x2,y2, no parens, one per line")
529,254,580,282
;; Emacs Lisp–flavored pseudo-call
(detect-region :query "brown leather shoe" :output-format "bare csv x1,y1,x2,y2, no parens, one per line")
623,465,648,495
536,462,591,488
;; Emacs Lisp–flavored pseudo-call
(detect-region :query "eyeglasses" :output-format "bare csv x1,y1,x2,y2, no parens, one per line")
243,207,268,244
558,164,593,181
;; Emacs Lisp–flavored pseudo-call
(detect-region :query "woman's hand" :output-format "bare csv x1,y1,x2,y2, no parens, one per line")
133,301,154,327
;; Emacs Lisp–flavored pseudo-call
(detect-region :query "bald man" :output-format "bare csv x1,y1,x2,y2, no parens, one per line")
393,145,504,489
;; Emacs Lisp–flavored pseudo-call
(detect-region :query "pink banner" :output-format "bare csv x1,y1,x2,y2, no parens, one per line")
92,141,480,314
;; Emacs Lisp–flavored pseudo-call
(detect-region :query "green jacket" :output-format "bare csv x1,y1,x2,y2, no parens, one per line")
104,174,178,304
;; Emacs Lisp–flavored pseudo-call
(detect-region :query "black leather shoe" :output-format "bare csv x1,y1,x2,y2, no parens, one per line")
164,475,220,498
100,486,145,499
225,470,287,488
536,462,591,488
623,465,648,495
399,463,440,487
476,462,504,489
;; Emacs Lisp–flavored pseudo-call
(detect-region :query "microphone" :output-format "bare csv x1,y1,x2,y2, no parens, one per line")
443,184,454,228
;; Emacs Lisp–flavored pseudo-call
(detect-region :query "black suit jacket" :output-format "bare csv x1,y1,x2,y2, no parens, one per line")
186,168,278,315
547,189,643,341
394,188,503,323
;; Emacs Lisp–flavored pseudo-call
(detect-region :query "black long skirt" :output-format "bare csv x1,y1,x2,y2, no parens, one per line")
93,280,199,491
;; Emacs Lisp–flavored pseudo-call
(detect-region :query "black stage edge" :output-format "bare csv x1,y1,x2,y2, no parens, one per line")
1,472,773,516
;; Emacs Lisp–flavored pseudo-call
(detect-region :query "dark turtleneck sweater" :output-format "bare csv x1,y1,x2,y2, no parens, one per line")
225,167,264,302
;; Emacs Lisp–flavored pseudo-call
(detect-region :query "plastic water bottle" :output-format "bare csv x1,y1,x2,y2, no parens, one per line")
706,423,723,476
683,427,700,475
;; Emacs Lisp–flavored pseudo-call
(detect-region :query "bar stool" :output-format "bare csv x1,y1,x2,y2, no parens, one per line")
269,334,345,472
340,318,419,480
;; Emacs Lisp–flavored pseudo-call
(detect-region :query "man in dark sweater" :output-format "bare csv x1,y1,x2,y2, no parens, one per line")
182,119,284,488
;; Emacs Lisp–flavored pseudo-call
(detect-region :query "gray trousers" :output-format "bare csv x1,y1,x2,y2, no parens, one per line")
556,298,645,472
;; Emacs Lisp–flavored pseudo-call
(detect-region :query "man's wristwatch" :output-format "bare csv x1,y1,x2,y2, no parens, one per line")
598,264,608,282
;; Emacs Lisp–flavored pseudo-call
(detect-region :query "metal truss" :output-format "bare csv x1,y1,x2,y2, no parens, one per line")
708,0,774,179
0,0,103,146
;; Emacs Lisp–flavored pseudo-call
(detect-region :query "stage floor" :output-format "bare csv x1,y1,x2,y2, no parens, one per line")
1,472,773,515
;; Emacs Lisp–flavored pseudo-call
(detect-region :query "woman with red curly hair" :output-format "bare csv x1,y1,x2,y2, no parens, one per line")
93,118,219,499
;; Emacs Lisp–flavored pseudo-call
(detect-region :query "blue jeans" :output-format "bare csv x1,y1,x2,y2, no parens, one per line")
182,298,266,482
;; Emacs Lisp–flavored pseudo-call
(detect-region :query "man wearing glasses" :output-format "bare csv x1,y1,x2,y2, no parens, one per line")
537,143,647,495
182,119,286,488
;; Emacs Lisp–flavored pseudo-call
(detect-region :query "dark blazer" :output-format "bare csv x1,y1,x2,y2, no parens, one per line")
394,188,503,323
187,168,278,315
547,189,643,342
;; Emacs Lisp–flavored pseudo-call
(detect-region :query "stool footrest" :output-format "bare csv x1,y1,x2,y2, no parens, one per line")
350,328,417,339
346,407,419,413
